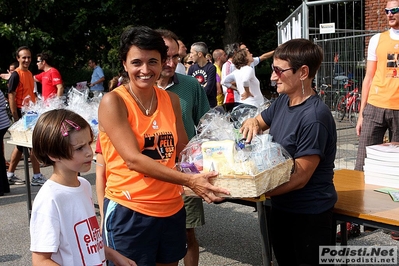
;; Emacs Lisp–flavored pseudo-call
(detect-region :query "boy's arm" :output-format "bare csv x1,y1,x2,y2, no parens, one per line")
32,252,59,266
105,247,137,266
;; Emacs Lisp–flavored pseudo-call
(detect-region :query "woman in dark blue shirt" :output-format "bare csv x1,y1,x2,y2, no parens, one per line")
240,38,337,266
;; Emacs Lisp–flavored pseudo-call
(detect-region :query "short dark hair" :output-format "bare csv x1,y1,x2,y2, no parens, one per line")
37,51,54,66
10,62,19,69
15,46,31,58
155,28,179,48
32,109,93,166
274,39,323,78
119,26,168,63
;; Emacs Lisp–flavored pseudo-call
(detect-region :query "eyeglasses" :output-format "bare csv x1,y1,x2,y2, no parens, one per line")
271,64,295,77
166,55,180,63
385,7,399,15
185,61,193,65
37,60,42,63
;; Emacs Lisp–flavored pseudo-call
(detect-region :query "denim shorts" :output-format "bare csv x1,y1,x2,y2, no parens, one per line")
103,198,187,266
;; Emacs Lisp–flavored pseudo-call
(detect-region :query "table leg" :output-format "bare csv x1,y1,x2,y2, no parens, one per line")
341,222,348,245
23,147,32,220
257,201,272,266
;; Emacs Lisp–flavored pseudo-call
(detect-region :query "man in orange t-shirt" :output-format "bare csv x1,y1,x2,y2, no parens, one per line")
7,46,46,187
355,1,399,171
354,0,399,238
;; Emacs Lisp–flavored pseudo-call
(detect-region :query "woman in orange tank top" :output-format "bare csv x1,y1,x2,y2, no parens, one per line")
98,26,229,266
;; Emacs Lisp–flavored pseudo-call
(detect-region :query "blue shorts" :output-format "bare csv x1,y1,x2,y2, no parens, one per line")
103,198,187,265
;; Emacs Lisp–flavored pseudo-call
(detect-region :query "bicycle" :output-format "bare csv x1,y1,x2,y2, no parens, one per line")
331,76,350,110
316,83,329,104
335,81,361,125
317,77,332,108
348,96,361,125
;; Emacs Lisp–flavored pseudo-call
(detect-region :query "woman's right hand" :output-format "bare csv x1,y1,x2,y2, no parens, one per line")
187,171,230,203
356,115,363,136
240,117,262,143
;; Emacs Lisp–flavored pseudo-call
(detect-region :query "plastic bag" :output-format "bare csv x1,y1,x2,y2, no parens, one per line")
177,105,292,176
10,90,101,142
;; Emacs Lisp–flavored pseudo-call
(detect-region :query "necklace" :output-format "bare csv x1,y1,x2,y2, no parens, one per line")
128,83,154,116
290,92,313,106
302,94,312,102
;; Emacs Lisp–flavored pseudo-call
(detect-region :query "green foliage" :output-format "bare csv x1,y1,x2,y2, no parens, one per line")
61,68,92,88
0,0,304,84
0,79,8,96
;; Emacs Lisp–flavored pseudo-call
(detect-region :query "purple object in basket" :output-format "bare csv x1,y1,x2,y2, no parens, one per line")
179,162,200,173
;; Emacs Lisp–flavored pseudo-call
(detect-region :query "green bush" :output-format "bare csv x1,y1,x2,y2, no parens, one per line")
0,80,8,97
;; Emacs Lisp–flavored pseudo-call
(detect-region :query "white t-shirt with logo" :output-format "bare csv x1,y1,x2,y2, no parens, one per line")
30,177,106,265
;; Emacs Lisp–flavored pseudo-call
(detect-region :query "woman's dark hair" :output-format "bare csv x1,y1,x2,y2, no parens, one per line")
274,38,323,79
119,25,168,63
32,109,93,166
232,48,249,69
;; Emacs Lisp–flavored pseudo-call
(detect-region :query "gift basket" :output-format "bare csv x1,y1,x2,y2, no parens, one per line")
8,87,101,144
177,103,293,198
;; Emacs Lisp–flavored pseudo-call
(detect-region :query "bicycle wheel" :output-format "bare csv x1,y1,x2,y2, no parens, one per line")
349,98,361,126
319,92,326,105
335,95,346,120
331,91,340,111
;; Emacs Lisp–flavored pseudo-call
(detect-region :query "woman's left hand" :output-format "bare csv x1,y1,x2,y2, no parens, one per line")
187,171,230,203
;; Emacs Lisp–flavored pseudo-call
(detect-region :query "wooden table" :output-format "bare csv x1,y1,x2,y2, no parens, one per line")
227,169,399,265
333,169,399,244
7,140,33,220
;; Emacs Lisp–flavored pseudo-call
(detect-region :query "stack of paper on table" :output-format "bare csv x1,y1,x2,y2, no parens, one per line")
364,142,399,188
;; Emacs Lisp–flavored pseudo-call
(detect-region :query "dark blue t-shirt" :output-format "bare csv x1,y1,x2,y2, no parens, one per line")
187,61,217,108
261,93,337,214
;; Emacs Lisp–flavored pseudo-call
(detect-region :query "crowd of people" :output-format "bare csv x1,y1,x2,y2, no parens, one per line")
1,4,398,263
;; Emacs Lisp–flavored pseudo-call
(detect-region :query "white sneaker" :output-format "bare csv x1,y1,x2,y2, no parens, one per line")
31,174,47,186
8,174,25,185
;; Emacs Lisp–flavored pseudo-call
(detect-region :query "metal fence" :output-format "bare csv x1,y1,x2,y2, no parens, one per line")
314,34,370,109
314,34,378,170
276,0,380,170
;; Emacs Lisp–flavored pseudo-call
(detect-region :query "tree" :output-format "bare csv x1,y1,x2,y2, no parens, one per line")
0,0,302,84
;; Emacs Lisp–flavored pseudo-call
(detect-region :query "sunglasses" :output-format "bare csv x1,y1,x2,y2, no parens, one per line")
385,7,399,15
271,64,294,77
186,61,193,65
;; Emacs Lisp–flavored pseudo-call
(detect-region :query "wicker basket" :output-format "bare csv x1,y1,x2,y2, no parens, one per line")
185,159,293,198
9,128,31,143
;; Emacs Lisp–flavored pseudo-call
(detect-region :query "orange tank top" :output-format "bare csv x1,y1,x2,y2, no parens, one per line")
99,85,183,217
15,68,36,108
368,31,399,109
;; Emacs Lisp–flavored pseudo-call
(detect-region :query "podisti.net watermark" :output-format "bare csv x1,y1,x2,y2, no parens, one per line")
319,246,398,264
